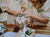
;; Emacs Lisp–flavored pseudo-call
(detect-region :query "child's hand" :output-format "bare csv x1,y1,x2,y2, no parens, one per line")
13,11,21,16
23,11,33,17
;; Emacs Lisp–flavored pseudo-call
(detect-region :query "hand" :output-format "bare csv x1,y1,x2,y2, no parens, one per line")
23,11,33,17
13,11,21,16
28,23,34,28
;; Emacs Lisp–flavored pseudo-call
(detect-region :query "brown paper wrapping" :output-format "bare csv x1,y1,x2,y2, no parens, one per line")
15,28,35,37
6,28,14,32
0,29,7,35
14,17,28,29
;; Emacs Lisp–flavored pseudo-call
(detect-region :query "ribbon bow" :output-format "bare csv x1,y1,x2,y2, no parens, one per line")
16,16,30,37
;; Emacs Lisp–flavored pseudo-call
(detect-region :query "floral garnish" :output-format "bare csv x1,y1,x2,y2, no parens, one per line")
18,14,24,17
25,29,33,36
37,7,44,12
1,25,7,30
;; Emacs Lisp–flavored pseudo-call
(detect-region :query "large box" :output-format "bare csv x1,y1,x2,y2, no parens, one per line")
15,28,35,37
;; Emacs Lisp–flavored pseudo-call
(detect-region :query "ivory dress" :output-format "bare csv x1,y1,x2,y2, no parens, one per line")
0,0,27,24
25,0,50,26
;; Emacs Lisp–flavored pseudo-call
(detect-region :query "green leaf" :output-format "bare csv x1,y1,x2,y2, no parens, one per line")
25,29,33,36
18,14,24,17
19,15,22,17
1,25,7,29
21,14,24,16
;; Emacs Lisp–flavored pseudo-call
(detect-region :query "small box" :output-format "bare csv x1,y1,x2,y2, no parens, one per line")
14,17,29,29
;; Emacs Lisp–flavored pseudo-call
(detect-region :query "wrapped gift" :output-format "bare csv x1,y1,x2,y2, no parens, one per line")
15,28,35,37
0,29,7,35
0,24,7,35
14,14,30,29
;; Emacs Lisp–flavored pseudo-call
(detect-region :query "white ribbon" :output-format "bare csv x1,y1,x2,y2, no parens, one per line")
16,16,30,26
16,16,30,37
1,30,4,33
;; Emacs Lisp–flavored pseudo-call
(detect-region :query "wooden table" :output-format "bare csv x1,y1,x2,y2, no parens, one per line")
3,21,50,35
32,25,50,35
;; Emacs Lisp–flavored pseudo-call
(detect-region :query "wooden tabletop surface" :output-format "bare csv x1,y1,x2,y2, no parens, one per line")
3,21,50,35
